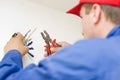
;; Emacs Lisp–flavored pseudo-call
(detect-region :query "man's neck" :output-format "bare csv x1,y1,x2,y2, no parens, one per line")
97,21,116,38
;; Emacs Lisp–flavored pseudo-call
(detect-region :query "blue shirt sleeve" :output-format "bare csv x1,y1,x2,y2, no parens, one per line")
0,50,23,80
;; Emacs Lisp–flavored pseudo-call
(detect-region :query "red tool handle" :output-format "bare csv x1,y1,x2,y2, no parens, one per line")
51,39,57,47
51,39,61,47
44,45,51,56
44,39,61,56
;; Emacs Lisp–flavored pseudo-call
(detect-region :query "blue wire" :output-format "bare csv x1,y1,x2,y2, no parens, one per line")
28,52,34,57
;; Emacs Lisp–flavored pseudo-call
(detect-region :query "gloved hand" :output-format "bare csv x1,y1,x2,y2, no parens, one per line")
4,32,29,56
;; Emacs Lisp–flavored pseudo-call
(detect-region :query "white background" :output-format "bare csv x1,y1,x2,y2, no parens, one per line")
0,0,83,67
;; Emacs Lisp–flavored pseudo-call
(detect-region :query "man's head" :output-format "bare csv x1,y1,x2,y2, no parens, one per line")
67,0,120,39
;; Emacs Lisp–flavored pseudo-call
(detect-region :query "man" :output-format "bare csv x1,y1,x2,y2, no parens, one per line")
0,0,120,80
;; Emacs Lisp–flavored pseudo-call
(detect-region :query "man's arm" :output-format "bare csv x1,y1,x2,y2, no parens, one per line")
0,33,28,80
0,32,56,80
0,50,23,80
0,49,52,80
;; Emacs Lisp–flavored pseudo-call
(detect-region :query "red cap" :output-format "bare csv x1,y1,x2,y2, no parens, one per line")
67,0,120,16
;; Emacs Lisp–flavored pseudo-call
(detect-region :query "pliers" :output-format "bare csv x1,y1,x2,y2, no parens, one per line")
41,30,61,56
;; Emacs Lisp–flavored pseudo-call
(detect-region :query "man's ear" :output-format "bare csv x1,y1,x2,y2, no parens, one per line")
90,4,101,24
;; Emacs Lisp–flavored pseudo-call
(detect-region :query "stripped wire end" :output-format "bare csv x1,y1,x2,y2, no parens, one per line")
24,27,37,57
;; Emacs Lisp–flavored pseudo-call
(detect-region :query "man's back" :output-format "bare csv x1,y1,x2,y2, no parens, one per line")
45,36,120,80
40,25,120,80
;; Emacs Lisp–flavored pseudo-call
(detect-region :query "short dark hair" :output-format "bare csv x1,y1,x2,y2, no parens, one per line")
82,3,120,24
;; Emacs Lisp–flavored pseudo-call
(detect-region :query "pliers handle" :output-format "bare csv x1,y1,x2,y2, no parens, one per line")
41,30,61,56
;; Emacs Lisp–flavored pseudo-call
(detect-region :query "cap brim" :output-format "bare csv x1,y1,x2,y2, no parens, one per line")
66,3,81,16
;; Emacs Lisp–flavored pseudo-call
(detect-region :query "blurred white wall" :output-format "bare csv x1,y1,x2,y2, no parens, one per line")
0,0,83,67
